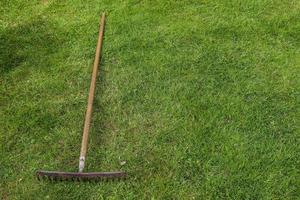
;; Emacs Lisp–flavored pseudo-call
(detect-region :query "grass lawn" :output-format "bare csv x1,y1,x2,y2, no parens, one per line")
1,0,299,199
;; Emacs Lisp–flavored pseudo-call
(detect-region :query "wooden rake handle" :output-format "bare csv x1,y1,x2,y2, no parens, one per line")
79,13,106,172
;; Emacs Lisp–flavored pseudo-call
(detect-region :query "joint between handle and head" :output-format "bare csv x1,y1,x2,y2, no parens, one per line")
79,156,85,172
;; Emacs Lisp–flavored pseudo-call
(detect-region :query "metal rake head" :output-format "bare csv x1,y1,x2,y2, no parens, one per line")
36,170,127,182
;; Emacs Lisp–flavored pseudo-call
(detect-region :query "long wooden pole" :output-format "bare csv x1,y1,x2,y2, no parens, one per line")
79,13,105,172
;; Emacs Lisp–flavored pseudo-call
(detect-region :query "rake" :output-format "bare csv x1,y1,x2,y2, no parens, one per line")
36,13,127,181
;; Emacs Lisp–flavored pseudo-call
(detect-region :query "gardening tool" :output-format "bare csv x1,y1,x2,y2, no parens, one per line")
36,13,127,181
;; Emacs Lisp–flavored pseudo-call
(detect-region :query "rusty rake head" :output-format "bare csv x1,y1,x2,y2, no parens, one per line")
36,170,127,182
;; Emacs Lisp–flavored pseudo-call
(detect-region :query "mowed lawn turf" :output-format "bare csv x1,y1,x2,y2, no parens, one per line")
1,0,299,199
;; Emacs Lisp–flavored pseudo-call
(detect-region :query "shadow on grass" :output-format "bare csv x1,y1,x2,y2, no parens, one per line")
87,59,110,169
0,16,69,196
0,17,64,76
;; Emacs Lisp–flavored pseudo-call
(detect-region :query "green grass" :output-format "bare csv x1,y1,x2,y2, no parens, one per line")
1,0,300,199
